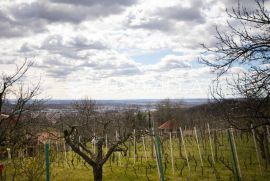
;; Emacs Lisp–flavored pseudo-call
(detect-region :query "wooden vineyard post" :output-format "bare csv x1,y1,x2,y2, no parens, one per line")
153,140,161,179
227,129,241,181
142,135,148,161
194,127,204,167
178,128,183,158
207,123,215,165
231,128,242,178
169,132,175,175
63,138,68,165
56,141,59,162
105,134,108,154
45,143,50,181
133,129,136,164
116,130,121,166
6,148,11,160
179,127,191,175
251,125,262,175
128,140,131,158
93,132,96,154
151,134,155,158
78,136,82,152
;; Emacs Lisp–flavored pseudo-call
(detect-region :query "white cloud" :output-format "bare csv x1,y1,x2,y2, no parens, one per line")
0,0,257,99
145,55,191,72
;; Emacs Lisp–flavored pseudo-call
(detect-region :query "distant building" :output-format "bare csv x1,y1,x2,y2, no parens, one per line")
158,119,179,133
0,114,9,119
37,131,61,144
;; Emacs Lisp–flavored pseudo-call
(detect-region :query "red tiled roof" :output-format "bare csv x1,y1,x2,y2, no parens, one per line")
37,131,61,144
0,114,9,119
158,120,177,129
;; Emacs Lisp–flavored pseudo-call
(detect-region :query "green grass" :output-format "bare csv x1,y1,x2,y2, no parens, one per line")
2,131,270,180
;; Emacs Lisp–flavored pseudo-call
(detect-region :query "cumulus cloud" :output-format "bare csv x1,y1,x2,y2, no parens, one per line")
51,0,137,7
30,45,141,79
0,9,46,38
158,2,205,24
0,0,137,38
127,15,173,31
146,55,192,72
0,0,257,99
11,0,137,24
126,0,205,32
19,43,34,52
38,35,108,59
11,2,87,24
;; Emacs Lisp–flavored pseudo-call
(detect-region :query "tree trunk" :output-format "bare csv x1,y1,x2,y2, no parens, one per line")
93,165,103,181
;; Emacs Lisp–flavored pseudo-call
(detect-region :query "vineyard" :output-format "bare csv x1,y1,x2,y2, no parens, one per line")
2,126,270,181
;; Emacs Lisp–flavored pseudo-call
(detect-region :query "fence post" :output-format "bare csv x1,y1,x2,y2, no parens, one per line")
155,135,165,181
227,129,241,181
45,143,50,181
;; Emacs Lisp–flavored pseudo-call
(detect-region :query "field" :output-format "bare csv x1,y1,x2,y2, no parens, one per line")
2,129,270,181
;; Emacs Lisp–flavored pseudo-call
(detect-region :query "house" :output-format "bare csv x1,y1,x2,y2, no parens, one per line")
37,131,61,144
0,114,9,119
158,119,179,133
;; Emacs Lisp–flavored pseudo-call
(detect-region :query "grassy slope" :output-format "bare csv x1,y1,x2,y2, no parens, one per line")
3,131,270,180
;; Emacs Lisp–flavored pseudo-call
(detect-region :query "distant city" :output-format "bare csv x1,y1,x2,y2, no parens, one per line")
43,99,210,113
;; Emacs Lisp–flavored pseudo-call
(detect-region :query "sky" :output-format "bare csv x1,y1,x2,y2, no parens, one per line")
0,0,264,100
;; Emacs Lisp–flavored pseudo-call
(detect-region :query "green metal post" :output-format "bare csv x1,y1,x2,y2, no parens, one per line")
227,129,240,181
155,135,165,181
45,143,50,181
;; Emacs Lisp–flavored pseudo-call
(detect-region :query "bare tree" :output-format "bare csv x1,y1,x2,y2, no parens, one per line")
201,0,270,76
0,60,41,148
201,0,270,127
201,0,270,162
62,99,145,181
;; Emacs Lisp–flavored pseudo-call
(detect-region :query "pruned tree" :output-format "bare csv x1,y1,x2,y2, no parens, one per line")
0,60,42,149
62,99,146,181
